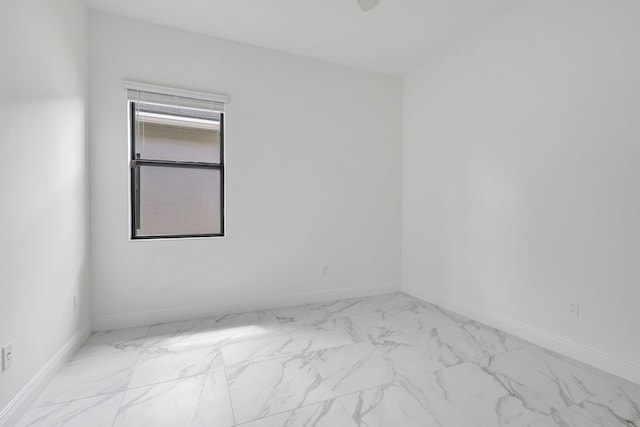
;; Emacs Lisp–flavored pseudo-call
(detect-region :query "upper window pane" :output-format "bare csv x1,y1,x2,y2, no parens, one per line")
135,103,221,163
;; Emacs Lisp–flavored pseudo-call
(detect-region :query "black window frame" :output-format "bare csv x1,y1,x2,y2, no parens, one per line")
129,101,225,240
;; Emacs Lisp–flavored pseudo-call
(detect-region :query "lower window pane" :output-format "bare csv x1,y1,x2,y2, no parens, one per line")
136,165,221,237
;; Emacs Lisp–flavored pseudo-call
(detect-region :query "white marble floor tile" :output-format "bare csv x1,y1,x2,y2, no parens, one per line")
113,371,234,427
19,294,638,427
33,350,140,407
237,399,357,427
221,330,302,366
215,310,286,339
257,309,280,326
366,323,524,380
307,342,396,396
392,305,463,333
218,324,286,341
128,339,223,388
226,354,334,424
144,317,218,347
415,326,489,360
526,416,565,427
339,380,480,427
439,305,472,323
288,317,363,352
457,321,530,356
216,310,260,328
348,310,412,341
266,303,331,324
410,362,554,427
364,292,398,306
375,323,527,372
527,411,599,427
372,292,429,313
16,392,123,427
317,297,380,319
72,327,149,360
478,346,625,410
528,381,640,427
372,332,468,376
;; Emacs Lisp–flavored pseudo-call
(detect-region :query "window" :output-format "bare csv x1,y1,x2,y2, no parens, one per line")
127,83,227,239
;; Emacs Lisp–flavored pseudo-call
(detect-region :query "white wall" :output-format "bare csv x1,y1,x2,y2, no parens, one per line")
0,0,90,420
89,12,403,329
403,0,640,382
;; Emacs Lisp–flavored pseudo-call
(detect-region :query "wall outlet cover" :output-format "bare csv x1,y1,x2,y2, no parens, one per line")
2,343,12,371
568,301,580,317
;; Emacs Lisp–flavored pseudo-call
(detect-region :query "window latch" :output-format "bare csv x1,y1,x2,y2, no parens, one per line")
130,154,140,168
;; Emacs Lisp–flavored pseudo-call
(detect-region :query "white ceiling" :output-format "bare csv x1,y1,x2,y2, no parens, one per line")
86,0,522,76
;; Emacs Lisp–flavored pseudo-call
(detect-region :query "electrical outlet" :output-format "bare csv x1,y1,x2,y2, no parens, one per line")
2,343,12,371
568,301,580,317
321,265,329,276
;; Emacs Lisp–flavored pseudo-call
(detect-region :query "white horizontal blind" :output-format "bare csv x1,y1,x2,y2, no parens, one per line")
125,81,228,113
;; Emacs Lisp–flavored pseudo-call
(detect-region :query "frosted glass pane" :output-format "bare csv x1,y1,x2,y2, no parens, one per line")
136,115,221,163
136,166,221,236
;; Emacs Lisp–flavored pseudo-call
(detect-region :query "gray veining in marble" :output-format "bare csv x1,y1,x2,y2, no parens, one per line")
316,297,380,319
237,399,357,427
16,393,122,427
340,379,481,427
288,317,364,352
527,381,640,427
265,303,332,324
18,292,637,427
419,361,556,427
72,327,149,361
144,317,218,348
216,311,261,330
129,339,224,388
348,310,411,341
478,346,626,410
307,342,397,396
33,350,139,408
221,329,302,366
226,354,334,424
113,371,233,427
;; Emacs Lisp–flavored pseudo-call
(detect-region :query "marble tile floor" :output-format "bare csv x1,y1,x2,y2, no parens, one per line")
16,292,639,427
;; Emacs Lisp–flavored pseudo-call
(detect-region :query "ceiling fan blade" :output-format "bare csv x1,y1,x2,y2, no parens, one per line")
357,0,380,12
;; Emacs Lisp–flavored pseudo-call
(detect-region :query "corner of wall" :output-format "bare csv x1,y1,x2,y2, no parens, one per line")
402,283,640,386
0,324,92,427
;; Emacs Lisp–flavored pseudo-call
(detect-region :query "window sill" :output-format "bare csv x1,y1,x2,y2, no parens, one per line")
129,235,227,242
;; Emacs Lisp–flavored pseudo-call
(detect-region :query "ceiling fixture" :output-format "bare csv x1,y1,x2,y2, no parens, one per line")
357,0,380,12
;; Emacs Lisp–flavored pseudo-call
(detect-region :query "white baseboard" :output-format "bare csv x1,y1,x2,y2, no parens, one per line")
93,284,399,331
0,323,92,427
403,283,640,386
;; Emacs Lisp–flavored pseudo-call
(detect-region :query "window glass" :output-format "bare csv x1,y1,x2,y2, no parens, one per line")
129,92,225,239
136,166,221,237
136,108,221,163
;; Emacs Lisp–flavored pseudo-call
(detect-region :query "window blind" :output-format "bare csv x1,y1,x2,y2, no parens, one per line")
124,81,228,114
